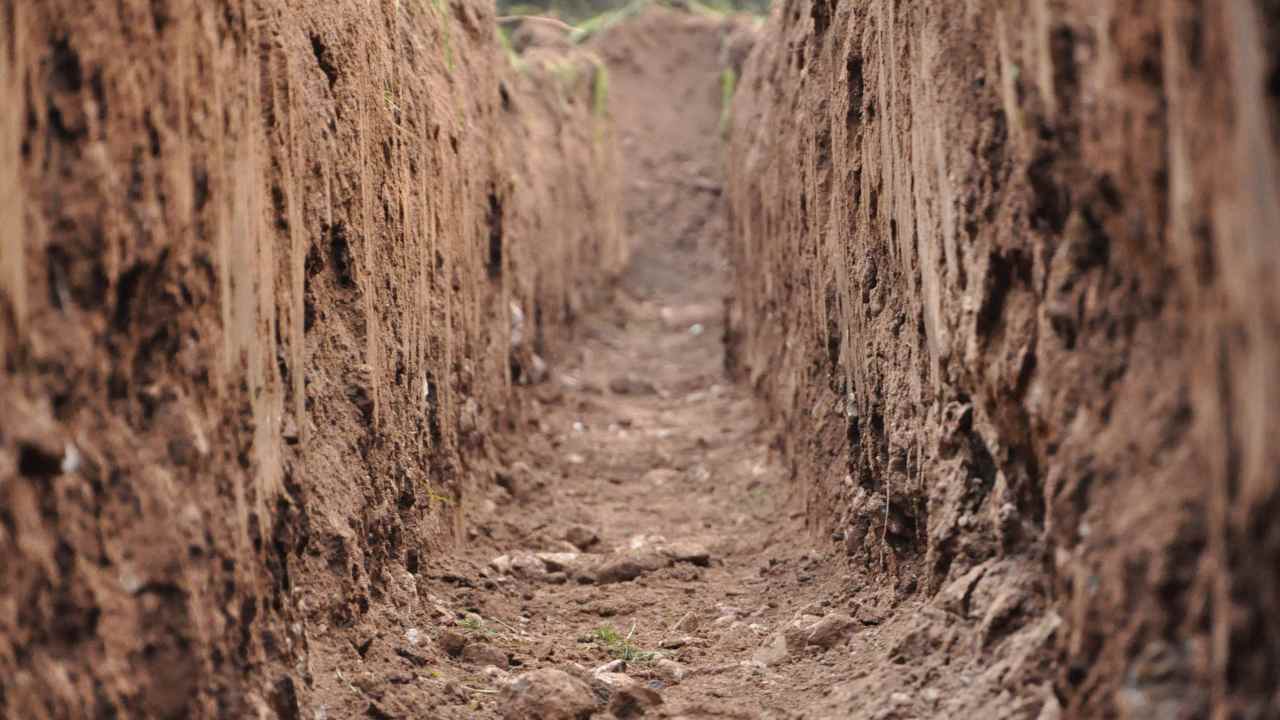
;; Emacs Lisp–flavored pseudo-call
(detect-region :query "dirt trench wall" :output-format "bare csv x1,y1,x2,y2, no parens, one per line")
0,1,620,717
727,1,1280,716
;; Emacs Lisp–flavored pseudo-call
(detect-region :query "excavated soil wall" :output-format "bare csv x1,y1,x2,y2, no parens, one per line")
0,2,620,716
728,1,1280,716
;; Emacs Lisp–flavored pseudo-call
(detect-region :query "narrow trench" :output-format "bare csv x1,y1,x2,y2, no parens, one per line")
312,14,874,720
9,2,1271,718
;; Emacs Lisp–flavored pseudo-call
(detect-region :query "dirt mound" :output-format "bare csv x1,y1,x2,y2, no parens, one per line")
728,1,1280,716
0,2,620,716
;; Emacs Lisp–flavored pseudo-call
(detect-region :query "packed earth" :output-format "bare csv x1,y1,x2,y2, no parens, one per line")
3,1,1279,719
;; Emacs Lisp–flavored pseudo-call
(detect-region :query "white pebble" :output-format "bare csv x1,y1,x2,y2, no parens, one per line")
61,443,81,473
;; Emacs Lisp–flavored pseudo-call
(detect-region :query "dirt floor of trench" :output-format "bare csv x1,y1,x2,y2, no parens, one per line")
319,213,838,718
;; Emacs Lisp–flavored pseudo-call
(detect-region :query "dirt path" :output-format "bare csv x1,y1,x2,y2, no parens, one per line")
462,235,837,718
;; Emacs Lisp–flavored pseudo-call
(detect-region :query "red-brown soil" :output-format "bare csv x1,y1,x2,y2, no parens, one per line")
3,2,1279,719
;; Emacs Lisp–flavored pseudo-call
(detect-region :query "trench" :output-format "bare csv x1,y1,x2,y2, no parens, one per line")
4,1,1280,719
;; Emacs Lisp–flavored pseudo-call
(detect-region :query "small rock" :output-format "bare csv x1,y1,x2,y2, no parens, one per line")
855,602,884,625
561,661,596,684
395,647,429,667
661,541,711,567
592,670,630,687
609,684,662,718
643,468,680,486
565,525,601,550
935,563,988,617
536,552,581,573
459,397,480,434
609,375,658,396
655,659,687,683
593,659,626,675
527,354,549,384
806,612,856,649
463,642,509,668
687,465,711,483
510,302,526,347
438,630,468,657
658,636,690,650
546,540,577,553
781,615,822,650
626,534,667,551
595,552,669,584
499,669,596,720
500,552,547,579
752,632,790,667
387,566,419,608
593,673,662,718
659,303,717,329
671,613,700,632
496,462,536,500
591,602,622,618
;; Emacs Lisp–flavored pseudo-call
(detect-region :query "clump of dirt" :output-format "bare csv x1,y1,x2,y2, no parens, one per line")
0,2,620,717
728,0,1280,716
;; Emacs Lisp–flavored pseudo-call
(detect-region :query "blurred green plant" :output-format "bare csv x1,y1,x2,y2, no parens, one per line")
592,58,609,118
719,66,737,136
